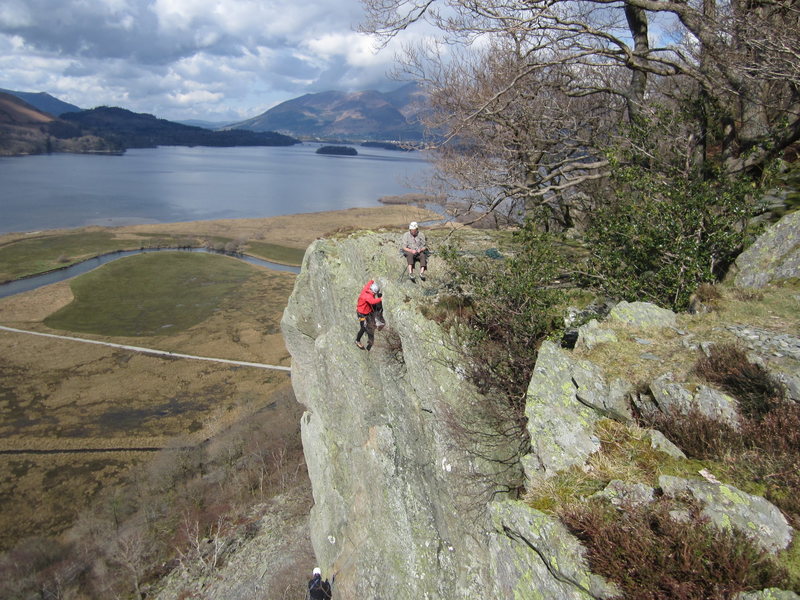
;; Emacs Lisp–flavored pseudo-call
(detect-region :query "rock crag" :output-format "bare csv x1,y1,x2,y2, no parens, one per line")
281,221,800,599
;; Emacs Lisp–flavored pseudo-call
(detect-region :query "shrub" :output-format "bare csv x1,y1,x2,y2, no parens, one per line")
640,398,800,528
694,344,785,419
583,165,758,311
439,220,566,407
561,498,789,599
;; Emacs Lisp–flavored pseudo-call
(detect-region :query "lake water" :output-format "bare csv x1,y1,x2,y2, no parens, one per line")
0,143,432,235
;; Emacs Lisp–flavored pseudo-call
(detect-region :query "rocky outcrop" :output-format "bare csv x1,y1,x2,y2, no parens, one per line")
523,341,632,480
608,301,678,329
282,232,499,598
732,211,800,288
282,227,798,599
659,476,793,553
647,374,740,427
489,501,619,599
281,232,625,598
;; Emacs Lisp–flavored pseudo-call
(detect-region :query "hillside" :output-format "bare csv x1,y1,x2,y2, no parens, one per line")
278,214,800,598
228,82,428,141
0,88,82,116
0,92,122,156
62,106,299,148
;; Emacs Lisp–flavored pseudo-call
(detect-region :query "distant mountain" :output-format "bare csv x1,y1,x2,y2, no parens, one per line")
177,119,234,130
0,88,82,117
0,92,121,156
229,82,429,141
62,106,299,148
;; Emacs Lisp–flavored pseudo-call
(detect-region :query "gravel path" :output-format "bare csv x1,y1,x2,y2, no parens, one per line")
0,324,291,372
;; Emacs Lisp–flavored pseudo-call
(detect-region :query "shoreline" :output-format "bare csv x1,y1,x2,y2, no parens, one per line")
0,205,441,284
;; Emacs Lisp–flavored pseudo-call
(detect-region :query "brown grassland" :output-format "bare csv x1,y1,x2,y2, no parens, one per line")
0,205,438,553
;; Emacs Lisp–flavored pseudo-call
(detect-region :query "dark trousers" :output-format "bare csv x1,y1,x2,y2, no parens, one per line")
356,306,383,347
404,250,427,269
356,311,375,346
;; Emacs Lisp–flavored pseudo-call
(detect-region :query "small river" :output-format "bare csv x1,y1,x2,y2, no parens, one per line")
0,143,432,235
0,248,300,299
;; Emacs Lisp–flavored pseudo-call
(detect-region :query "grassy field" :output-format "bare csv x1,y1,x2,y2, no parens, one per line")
0,259,293,549
0,205,439,281
245,240,306,265
45,252,257,336
0,206,439,551
0,230,127,281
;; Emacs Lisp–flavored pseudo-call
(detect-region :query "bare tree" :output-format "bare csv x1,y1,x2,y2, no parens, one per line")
108,529,151,600
361,0,800,223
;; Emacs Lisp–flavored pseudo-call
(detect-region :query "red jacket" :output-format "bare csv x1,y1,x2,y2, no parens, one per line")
357,280,382,314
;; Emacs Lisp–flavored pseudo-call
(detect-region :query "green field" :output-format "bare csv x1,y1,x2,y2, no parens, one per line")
44,252,257,336
0,231,129,280
0,231,305,282
245,240,305,265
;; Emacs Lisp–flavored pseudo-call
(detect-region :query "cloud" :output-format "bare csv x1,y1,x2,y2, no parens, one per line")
0,0,410,121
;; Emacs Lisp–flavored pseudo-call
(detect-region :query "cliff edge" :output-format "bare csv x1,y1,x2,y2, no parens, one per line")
281,215,800,599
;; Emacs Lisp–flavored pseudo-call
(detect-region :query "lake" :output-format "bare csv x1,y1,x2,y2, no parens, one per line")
0,143,432,235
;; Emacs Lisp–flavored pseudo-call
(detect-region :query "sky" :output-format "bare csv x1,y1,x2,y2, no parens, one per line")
0,0,417,123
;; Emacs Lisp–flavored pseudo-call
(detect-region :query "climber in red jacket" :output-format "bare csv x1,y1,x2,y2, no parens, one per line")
356,279,384,351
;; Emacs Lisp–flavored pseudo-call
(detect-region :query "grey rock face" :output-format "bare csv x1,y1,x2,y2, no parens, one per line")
649,374,740,427
608,301,677,329
659,476,794,553
733,211,800,288
575,319,618,351
283,234,615,599
523,342,632,479
283,234,497,599
488,501,619,600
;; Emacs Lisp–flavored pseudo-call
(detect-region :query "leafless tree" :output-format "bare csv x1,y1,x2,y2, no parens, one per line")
361,0,800,223
108,528,151,600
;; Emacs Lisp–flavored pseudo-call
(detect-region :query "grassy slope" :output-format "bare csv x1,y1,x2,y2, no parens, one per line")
44,252,255,336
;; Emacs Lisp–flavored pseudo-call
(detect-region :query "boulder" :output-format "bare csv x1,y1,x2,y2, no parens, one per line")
488,500,619,600
645,429,686,459
659,476,794,553
575,319,618,350
650,374,740,427
609,301,677,329
523,341,632,480
732,211,800,288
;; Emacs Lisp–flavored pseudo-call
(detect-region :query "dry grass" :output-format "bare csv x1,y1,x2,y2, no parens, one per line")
114,205,440,252
561,498,789,600
569,280,800,389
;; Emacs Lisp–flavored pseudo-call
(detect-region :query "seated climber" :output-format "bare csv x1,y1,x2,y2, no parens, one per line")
356,279,384,351
401,221,428,282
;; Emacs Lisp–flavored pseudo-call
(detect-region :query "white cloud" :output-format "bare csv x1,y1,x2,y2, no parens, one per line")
305,32,387,67
0,1,32,28
0,0,410,121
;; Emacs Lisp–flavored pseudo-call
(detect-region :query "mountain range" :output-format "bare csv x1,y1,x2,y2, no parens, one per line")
0,91,121,156
0,88,81,117
0,82,429,156
227,82,428,141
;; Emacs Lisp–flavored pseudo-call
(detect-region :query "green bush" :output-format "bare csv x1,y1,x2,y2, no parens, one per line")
583,166,757,311
440,220,566,405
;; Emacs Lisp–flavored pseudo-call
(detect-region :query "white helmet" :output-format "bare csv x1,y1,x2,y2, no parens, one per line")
370,282,381,294
409,221,419,230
